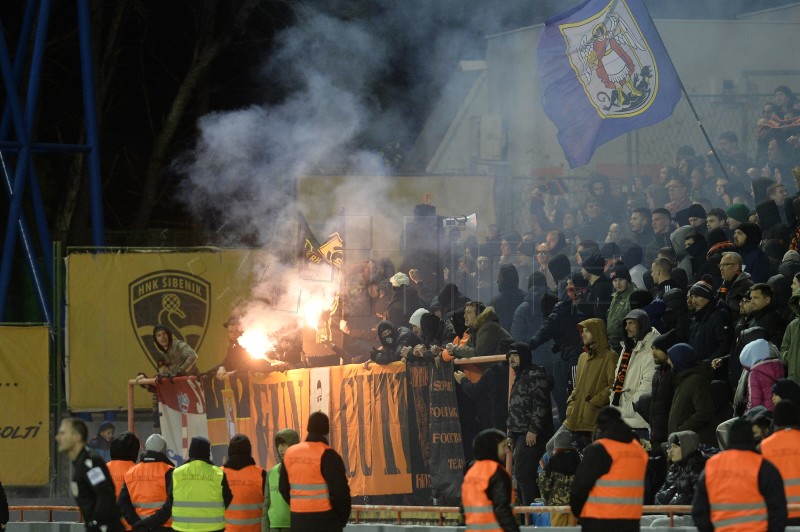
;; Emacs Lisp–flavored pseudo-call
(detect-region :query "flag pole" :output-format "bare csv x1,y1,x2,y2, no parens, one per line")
677,82,732,183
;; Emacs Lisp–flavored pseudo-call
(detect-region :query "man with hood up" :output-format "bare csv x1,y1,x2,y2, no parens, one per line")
106,432,140,531
505,342,553,509
733,222,771,283
460,428,519,532
547,317,617,454
152,325,198,377
655,430,706,506
570,406,648,531
610,310,657,438
279,412,350,532
370,320,421,365
529,273,594,423
168,437,232,532
223,435,265,532
491,264,526,332
385,272,426,328
760,400,800,527
692,417,786,532
665,344,715,446
263,429,299,532
119,434,175,532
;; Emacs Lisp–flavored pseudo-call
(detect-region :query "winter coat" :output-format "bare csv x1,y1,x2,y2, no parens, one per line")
510,285,549,365
611,316,658,430
778,250,800,284
507,363,554,439
736,223,771,282
688,299,732,361
586,276,614,323
606,284,635,349
654,451,706,505
152,325,198,376
538,449,582,506
450,306,511,359
459,362,511,432
564,319,618,433
648,365,676,450
739,338,785,412
747,304,786,349
491,264,526,332
719,271,753,323
386,284,425,328
667,362,716,446
780,290,800,382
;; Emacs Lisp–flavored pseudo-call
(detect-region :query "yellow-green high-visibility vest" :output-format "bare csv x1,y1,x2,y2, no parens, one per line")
171,461,226,532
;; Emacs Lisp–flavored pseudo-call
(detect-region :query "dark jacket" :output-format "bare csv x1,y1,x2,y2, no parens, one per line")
510,284,549,364
460,362,511,432
648,364,676,451
586,275,614,323
667,360,716,446
748,303,786,349
491,264,526,332
529,296,590,366
736,223,771,283
118,451,175,529
0,481,7,526
278,433,351,531
719,270,753,324
570,420,642,530
692,445,787,532
688,299,732,361
655,434,705,506
507,362,554,439
72,447,124,532
386,284,425,328
463,431,519,532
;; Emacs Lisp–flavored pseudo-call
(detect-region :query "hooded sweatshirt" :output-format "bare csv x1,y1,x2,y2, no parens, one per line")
491,264,526,332
654,430,705,506
564,319,618,433
740,338,785,411
152,325,198,376
736,222,771,282
264,429,300,530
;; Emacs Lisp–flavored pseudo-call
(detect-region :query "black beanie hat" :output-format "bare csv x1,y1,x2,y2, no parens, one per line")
581,252,606,277
600,242,621,260
188,436,211,461
689,275,715,300
774,400,800,427
772,378,800,404
651,330,680,353
727,418,756,449
548,253,571,282
307,411,330,435
228,434,252,456
610,263,631,282
687,203,706,220
110,431,141,462
628,289,653,310
570,271,589,288
595,406,623,432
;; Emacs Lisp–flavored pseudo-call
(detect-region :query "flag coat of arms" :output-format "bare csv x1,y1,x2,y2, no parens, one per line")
538,0,681,167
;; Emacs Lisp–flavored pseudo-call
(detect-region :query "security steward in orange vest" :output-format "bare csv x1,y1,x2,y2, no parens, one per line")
279,412,351,532
761,400,800,527
222,434,265,532
460,428,519,532
107,432,141,530
570,406,648,532
118,434,174,531
692,417,786,532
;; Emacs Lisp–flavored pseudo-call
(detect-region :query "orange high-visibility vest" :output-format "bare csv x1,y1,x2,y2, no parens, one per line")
123,461,174,528
705,450,768,532
223,465,265,532
762,428,800,518
284,442,333,513
107,460,136,531
461,460,505,532
580,438,647,520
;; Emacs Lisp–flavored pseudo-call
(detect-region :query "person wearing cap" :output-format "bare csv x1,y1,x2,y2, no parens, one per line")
168,437,232,532
725,203,749,232
687,275,731,363
606,263,636,350
646,331,680,452
665,344,715,446
223,435,265,532
505,342,553,511
408,308,428,336
685,203,708,232
263,429,300,532
119,434,175,532
692,417,787,532
529,274,594,423
106,432,141,530
581,252,613,322
88,420,116,463
279,412,350,531
538,430,581,527
461,429,519,532
610,310,657,439
760,400,800,526
385,271,426,329
570,406,648,529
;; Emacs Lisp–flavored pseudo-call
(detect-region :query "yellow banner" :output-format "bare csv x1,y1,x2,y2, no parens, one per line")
0,325,50,485
329,362,412,496
66,250,262,410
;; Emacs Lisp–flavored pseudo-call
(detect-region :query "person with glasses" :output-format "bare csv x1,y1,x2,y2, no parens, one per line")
717,251,753,324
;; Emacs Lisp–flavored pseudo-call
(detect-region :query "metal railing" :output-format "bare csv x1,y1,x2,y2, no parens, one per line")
8,506,81,523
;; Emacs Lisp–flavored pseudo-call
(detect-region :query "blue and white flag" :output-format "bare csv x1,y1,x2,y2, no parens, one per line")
537,0,681,167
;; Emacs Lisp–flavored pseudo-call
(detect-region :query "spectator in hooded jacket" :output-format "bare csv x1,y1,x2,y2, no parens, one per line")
152,325,198,377
491,264,525,332
263,429,299,532
665,344,716,446
739,338,785,412
610,310,657,439
385,272,426,328
733,223,771,283
655,430,706,507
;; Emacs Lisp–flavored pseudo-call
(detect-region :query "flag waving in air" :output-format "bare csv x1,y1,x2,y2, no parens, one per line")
538,0,681,167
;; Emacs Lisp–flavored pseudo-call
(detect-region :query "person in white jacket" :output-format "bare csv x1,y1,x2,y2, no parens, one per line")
610,309,657,439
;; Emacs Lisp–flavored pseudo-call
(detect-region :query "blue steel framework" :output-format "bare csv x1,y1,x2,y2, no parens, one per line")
0,0,104,323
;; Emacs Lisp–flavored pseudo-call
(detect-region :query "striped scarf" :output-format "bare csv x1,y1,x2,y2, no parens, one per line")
611,349,632,406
